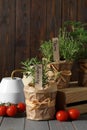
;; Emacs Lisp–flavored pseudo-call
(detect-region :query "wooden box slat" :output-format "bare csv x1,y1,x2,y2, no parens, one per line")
66,104,87,114
59,87,87,103
56,87,87,114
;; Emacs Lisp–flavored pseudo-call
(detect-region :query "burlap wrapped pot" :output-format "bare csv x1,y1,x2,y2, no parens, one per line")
49,60,73,89
24,82,57,120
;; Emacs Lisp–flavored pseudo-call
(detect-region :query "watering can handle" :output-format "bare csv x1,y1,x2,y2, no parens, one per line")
11,69,23,79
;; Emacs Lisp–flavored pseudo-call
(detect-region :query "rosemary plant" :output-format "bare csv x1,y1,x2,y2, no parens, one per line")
40,40,53,62
21,57,54,87
63,21,87,59
21,57,41,83
42,58,50,86
40,29,79,62
58,28,79,61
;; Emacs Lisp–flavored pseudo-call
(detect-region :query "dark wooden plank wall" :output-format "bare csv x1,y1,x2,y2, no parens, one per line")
0,0,87,80
0,0,16,78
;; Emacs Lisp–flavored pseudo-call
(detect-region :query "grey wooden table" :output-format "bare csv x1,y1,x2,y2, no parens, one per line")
0,114,87,130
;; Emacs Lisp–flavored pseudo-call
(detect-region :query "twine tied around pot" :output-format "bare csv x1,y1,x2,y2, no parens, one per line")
50,64,72,85
56,70,72,85
11,69,23,79
25,98,55,111
80,64,87,73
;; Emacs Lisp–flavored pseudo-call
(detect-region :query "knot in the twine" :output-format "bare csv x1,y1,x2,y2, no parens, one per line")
26,98,55,111
50,64,71,85
80,64,87,73
56,70,72,85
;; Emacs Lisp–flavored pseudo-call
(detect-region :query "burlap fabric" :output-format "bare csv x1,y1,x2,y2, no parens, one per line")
49,60,72,89
24,82,57,120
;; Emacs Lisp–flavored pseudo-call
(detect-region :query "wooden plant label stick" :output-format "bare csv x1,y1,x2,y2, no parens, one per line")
52,37,60,62
35,64,42,89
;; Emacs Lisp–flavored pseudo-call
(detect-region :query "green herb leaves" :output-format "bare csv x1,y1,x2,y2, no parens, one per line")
58,28,79,61
40,40,53,62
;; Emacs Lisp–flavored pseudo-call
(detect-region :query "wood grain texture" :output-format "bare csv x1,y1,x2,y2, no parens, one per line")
62,87,87,103
0,0,16,79
66,104,87,114
25,119,49,130
46,0,62,39
0,117,3,126
49,120,74,130
15,0,31,70
79,114,87,120
46,0,57,39
30,0,46,59
62,0,78,23
72,120,87,130
56,87,87,114
77,0,87,22
0,115,87,130
0,117,25,130
0,0,87,80
57,87,87,106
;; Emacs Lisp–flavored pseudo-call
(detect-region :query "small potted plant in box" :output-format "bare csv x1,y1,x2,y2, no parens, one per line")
58,28,80,88
21,57,57,120
64,21,87,86
40,29,79,88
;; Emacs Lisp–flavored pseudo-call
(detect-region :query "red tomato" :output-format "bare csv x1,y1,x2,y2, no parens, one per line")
0,106,7,116
6,105,17,117
56,110,69,121
68,108,80,120
17,102,26,112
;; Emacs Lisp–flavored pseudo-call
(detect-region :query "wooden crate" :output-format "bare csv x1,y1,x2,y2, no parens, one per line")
56,87,87,114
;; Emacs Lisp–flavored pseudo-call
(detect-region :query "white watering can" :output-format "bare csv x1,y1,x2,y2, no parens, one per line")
0,70,24,104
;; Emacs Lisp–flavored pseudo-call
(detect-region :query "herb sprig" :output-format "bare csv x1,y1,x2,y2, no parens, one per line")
58,28,79,61
21,57,41,77
63,21,87,59
40,40,53,62
21,57,54,87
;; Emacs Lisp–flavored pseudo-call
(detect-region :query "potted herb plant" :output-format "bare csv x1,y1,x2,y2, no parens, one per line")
58,28,79,88
21,57,57,120
58,28,79,62
40,28,79,88
64,21,87,86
